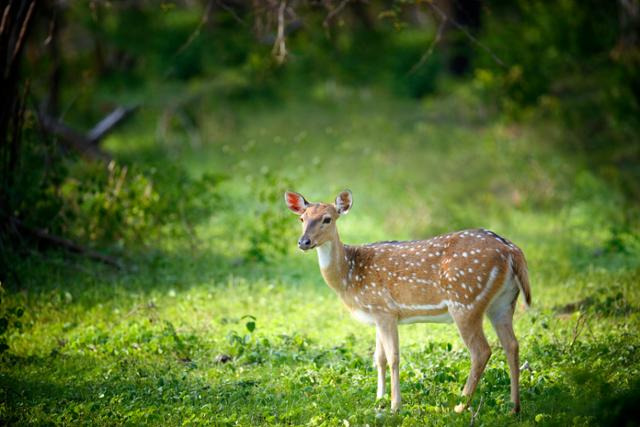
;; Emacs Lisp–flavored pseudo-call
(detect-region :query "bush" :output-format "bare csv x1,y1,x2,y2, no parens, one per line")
244,170,296,263
0,283,24,355
59,161,161,245
474,0,640,199
1,112,225,273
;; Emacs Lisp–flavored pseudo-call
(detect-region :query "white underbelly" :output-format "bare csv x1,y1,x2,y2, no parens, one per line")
350,309,453,325
351,309,377,325
399,313,453,324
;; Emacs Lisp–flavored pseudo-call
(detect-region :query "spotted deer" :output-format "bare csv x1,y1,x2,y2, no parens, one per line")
284,190,531,413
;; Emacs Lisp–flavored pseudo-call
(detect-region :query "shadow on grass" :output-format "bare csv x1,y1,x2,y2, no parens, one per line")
0,353,273,424
9,239,314,310
554,293,640,318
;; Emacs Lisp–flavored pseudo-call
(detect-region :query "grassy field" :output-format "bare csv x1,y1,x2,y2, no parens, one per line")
2,83,639,425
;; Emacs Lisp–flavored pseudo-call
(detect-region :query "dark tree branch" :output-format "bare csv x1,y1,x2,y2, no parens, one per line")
217,0,247,26
38,104,138,161
9,1,35,77
323,0,350,29
11,217,121,268
87,105,138,144
408,6,447,75
37,111,109,161
174,0,215,58
427,1,505,67
43,2,62,116
1,0,37,211
410,0,506,73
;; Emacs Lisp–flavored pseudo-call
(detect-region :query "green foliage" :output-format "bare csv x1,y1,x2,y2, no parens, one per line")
2,114,164,254
243,170,297,263
2,86,639,425
3,114,66,234
4,2,640,422
596,380,640,426
0,283,24,355
2,113,224,263
475,0,640,198
476,1,623,107
388,29,444,99
59,161,161,244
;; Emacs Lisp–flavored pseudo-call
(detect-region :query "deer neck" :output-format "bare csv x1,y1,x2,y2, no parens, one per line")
316,231,348,293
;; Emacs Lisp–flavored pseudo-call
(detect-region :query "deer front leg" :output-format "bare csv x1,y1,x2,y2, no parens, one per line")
377,318,400,412
374,327,387,400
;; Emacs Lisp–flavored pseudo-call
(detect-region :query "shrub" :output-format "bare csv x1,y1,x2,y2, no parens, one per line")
0,283,24,355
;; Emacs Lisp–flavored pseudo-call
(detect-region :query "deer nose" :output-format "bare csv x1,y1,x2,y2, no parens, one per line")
298,236,312,250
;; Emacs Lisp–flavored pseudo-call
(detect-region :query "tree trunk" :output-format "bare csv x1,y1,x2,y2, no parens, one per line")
0,0,37,282
42,1,62,116
448,0,482,75
0,1,37,207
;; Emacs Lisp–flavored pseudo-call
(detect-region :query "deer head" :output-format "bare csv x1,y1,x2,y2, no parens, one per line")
284,190,352,250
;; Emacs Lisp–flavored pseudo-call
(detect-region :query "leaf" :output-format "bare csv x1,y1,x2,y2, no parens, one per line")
246,321,256,333
0,318,8,335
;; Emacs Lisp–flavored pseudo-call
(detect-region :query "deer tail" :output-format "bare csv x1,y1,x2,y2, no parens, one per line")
511,248,532,309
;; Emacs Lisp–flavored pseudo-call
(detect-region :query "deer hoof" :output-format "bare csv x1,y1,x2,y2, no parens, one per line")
454,403,467,413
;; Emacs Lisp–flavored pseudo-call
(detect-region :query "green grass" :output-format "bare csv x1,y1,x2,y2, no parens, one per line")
2,83,639,425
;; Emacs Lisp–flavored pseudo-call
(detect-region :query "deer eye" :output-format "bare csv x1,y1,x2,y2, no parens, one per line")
322,217,332,224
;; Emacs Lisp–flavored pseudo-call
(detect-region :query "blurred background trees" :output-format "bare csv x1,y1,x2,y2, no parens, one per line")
1,0,638,280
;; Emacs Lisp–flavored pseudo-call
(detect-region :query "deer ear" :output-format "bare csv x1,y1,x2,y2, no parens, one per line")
335,190,353,215
284,191,309,215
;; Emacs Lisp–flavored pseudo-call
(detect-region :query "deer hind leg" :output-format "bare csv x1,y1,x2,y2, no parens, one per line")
374,327,387,400
488,287,521,413
452,313,491,413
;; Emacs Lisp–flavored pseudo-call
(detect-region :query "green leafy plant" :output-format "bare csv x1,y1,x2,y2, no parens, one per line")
0,283,24,355
244,170,297,263
59,161,161,245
